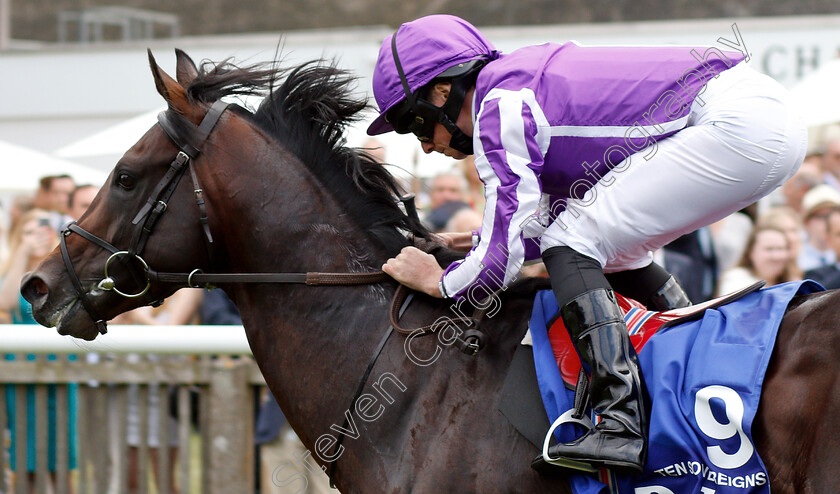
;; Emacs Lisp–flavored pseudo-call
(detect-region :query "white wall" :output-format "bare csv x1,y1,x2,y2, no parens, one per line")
1,15,838,176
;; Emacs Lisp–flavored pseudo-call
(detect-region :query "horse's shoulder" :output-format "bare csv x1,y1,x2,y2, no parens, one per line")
489,278,551,342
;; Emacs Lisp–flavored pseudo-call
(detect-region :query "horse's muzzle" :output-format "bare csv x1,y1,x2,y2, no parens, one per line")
21,271,103,340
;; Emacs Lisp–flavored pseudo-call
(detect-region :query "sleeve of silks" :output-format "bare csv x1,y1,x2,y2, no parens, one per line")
440,88,548,301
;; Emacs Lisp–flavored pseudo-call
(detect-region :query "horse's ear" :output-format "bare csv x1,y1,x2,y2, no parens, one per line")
174,48,199,86
147,49,191,116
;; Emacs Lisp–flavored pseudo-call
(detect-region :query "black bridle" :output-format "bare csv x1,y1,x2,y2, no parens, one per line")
59,100,390,334
59,100,230,334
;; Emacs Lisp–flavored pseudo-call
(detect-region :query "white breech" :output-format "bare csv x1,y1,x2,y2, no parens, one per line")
540,63,808,273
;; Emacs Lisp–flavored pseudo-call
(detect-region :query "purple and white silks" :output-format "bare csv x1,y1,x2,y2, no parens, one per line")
440,43,745,300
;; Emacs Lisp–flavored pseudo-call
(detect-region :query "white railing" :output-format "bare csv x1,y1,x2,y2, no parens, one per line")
0,324,252,354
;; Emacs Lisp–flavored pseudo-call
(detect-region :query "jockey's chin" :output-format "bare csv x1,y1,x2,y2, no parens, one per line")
439,147,467,160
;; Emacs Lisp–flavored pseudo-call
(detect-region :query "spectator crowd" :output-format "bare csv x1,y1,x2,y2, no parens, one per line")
5,131,840,326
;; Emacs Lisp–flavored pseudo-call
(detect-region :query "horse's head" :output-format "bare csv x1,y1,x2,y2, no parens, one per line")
21,50,233,340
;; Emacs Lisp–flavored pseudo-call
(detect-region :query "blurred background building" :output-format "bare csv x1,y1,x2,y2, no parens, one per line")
2,3,840,177
5,0,840,43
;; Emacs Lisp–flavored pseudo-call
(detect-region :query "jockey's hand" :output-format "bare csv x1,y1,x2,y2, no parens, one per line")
382,246,445,298
432,231,473,252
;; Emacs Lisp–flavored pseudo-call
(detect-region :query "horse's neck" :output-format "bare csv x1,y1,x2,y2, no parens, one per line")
203,148,566,491
211,146,390,278
240,282,389,384
211,153,397,442
226,237,563,491
230,270,396,470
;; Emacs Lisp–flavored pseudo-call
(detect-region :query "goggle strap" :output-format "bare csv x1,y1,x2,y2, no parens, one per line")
391,31,417,109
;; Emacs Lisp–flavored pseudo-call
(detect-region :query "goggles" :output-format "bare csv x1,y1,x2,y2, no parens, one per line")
385,97,440,142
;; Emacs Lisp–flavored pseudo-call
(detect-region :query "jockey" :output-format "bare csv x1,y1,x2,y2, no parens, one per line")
373,15,806,474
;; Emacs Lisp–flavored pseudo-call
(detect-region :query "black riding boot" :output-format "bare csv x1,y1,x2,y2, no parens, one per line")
647,275,692,311
546,288,648,474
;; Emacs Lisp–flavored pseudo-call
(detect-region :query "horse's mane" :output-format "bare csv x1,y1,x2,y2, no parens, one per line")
183,57,429,255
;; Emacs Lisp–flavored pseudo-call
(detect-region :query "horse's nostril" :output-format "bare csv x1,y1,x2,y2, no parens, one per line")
33,277,49,296
21,273,50,305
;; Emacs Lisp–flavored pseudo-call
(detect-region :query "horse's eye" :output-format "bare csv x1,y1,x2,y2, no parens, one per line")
117,173,136,190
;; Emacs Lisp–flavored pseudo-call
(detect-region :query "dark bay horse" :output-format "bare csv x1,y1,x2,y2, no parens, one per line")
20,50,840,493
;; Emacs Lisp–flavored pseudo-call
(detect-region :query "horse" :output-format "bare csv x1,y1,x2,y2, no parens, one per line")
19,49,840,493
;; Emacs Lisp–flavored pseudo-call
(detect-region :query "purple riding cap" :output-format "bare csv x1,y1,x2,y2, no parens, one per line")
367,15,499,136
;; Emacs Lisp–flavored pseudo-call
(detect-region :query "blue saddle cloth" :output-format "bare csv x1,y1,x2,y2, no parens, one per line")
529,280,823,494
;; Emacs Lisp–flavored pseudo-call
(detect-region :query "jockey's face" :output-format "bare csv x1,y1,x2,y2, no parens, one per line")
420,82,475,160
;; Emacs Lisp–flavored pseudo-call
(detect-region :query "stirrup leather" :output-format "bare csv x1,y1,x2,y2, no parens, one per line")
648,276,691,310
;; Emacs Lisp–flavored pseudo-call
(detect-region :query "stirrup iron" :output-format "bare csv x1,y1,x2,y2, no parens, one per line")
540,409,598,473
